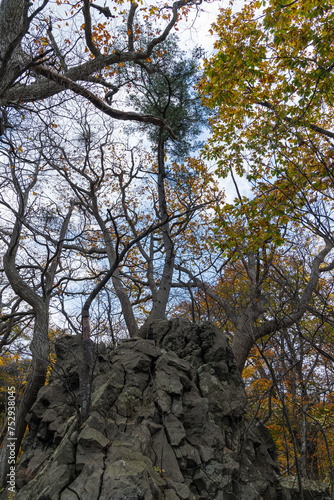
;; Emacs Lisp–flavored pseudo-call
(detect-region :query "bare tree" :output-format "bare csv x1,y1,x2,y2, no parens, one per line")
0,131,76,484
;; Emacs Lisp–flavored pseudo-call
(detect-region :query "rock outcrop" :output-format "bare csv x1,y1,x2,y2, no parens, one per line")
11,319,331,499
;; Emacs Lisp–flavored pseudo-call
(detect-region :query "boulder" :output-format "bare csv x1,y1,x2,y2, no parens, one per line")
6,319,330,500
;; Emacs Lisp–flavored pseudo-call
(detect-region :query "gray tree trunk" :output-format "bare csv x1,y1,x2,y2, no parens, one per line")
0,305,49,488
0,0,29,97
91,194,139,337
0,199,73,489
142,130,175,329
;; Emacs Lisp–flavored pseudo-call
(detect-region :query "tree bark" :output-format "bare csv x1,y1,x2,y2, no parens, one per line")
0,196,73,489
90,190,139,337
141,130,175,329
79,337,94,421
0,304,49,488
230,309,258,374
0,0,29,97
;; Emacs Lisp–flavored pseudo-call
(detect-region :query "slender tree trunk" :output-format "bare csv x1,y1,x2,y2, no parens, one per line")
142,130,174,328
79,338,94,421
80,304,94,421
0,305,49,488
112,271,138,337
300,410,308,478
15,306,49,452
91,193,138,337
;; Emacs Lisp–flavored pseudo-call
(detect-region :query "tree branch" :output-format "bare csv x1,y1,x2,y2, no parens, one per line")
258,99,334,140
32,64,177,139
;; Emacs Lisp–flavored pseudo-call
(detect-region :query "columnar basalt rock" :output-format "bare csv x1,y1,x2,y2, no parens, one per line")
9,319,330,500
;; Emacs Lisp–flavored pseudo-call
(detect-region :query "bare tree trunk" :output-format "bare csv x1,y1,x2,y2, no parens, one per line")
91,190,139,337
0,198,73,489
0,306,49,488
142,130,174,328
112,271,139,337
79,338,94,421
14,308,49,448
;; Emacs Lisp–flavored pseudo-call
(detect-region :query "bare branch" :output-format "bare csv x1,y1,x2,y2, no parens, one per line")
90,3,115,18
33,64,177,139
82,0,101,58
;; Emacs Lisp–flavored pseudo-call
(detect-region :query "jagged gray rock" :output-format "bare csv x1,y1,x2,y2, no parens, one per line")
9,319,331,499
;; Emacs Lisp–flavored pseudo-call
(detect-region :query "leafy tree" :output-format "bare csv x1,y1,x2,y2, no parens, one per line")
177,208,334,372
176,246,334,486
199,0,334,237
2,0,334,493
121,39,215,329
244,318,334,485
193,0,334,370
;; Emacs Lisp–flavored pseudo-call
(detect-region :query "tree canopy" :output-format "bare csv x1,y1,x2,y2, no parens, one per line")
199,0,334,243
